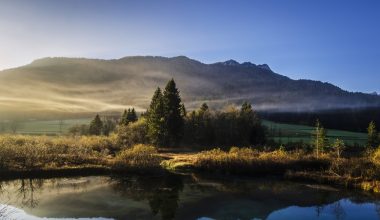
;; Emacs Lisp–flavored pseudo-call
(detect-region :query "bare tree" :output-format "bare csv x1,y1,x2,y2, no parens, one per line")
9,120,21,134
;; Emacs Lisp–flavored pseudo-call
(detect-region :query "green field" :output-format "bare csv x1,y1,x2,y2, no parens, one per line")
0,118,92,135
263,120,367,146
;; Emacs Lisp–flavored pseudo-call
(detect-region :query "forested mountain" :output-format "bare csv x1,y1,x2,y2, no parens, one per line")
0,56,379,119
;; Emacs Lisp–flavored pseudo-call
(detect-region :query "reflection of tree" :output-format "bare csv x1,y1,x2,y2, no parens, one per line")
332,201,345,220
111,173,184,220
16,179,43,208
375,202,380,219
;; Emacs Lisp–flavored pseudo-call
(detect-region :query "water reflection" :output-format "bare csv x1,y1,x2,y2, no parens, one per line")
0,173,379,220
110,174,184,220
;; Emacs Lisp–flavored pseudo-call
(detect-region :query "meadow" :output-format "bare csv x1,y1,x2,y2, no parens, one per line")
0,118,92,135
263,120,367,146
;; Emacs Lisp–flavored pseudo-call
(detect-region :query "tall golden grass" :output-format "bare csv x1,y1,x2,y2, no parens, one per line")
0,135,118,170
113,144,162,170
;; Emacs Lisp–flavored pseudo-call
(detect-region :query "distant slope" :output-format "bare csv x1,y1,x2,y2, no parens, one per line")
0,56,379,119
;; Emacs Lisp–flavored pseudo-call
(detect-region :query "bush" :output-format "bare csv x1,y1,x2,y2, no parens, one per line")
117,118,149,147
372,146,380,161
113,144,162,169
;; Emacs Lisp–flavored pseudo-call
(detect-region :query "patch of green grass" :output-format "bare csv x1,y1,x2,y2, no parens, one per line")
1,118,92,135
263,120,367,146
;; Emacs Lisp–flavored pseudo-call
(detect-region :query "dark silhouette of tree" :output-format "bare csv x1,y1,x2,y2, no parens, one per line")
147,87,167,146
163,79,184,146
183,102,266,147
127,108,138,123
120,109,129,126
120,108,138,127
102,116,117,136
89,114,103,135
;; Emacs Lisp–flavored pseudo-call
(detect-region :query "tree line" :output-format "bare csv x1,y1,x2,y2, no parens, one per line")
83,79,266,148
81,78,379,150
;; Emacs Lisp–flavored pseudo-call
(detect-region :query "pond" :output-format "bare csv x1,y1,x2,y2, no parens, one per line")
0,173,379,220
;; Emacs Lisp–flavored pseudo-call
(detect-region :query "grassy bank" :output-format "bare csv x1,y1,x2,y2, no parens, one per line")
0,135,163,175
191,147,380,193
1,135,380,194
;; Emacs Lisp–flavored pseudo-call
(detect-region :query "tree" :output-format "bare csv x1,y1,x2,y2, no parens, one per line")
314,120,327,158
9,120,21,134
120,110,129,126
120,108,138,126
163,79,184,146
147,87,167,146
239,102,265,145
127,108,138,123
89,114,103,135
332,139,345,159
200,103,209,112
102,116,117,136
180,103,187,118
367,121,378,148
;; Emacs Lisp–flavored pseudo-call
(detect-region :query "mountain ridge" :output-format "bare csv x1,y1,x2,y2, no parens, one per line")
0,55,379,119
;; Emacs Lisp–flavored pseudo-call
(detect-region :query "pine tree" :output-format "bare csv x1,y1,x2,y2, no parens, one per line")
314,120,327,158
89,114,103,135
180,103,187,118
333,139,345,159
367,121,378,148
147,87,166,146
127,108,138,123
163,79,184,146
200,103,209,112
239,101,264,145
120,110,129,126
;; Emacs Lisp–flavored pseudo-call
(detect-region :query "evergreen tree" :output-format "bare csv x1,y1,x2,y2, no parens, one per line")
313,120,327,158
120,109,129,126
200,103,209,112
180,103,187,118
332,139,345,159
102,116,116,136
89,114,103,135
367,121,378,148
147,87,167,146
239,101,264,145
120,108,138,126
163,79,184,146
127,108,138,123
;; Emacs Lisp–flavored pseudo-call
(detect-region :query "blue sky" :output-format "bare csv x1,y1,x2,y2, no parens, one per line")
0,0,379,93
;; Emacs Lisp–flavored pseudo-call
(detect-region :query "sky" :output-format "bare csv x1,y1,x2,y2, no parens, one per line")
0,0,379,93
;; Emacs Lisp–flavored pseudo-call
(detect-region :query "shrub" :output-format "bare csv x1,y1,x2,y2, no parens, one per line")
371,146,380,166
117,118,149,147
113,144,162,169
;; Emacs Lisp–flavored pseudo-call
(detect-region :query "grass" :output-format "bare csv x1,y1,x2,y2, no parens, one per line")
113,144,163,171
0,118,92,135
192,146,380,193
193,147,329,175
263,120,367,146
0,135,162,174
0,134,379,194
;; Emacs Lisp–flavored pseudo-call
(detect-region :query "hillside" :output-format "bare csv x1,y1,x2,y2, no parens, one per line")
0,56,379,119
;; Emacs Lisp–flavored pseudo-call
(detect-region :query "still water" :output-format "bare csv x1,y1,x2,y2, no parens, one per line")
0,173,379,220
